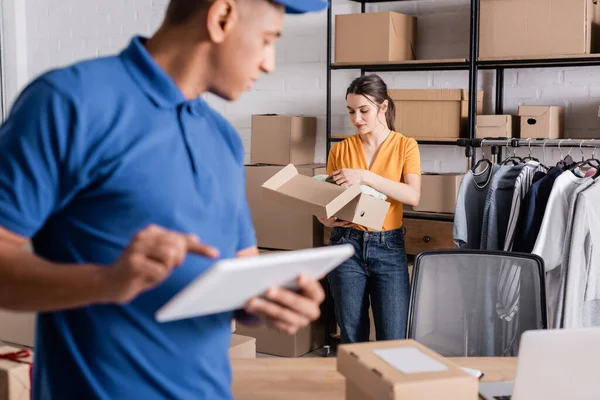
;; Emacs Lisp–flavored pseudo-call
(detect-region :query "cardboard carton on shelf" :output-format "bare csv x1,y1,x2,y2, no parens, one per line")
250,115,316,166
518,105,565,139
476,115,519,139
335,12,416,64
246,164,326,250
261,164,390,231
338,340,478,400
228,334,256,359
413,174,464,214
388,89,483,140
480,0,597,59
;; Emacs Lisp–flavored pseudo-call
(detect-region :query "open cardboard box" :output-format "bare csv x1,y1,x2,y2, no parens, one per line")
261,164,390,231
338,339,478,400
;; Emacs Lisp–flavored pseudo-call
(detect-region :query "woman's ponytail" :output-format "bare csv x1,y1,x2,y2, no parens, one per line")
385,94,396,132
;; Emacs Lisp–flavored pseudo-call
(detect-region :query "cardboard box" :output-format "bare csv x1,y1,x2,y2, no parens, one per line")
480,0,595,59
0,346,33,400
519,105,565,139
229,334,256,359
246,164,325,250
335,12,416,64
236,321,325,358
413,174,464,214
338,340,478,400
0,311,35,348
476,115,519,138
261,164,390,231
250,115,316,166
389,89,483,140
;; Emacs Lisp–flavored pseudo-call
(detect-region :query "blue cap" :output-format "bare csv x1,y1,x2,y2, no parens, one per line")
275,0,329,14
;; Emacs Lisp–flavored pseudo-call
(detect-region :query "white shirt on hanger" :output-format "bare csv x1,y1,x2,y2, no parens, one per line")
532,171,594,327
562,182,600,328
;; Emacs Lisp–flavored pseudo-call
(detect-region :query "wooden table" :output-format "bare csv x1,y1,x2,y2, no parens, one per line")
232,357,516,400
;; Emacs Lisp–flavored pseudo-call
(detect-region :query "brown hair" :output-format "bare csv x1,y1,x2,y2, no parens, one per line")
165,0,281,25
165,0,208,25
345,74,396,132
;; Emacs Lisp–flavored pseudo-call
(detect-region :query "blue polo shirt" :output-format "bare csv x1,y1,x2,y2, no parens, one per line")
0,37,256,399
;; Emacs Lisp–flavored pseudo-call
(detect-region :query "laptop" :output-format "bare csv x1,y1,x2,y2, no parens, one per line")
480,328,600,400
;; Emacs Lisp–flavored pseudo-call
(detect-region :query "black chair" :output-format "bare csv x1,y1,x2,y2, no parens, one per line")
406,249,547,357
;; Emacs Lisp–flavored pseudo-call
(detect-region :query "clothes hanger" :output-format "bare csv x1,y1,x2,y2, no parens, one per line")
501,139,523,165
557,139,575,170
471,139,493,174
522,138,540,163
539,139,550,171
575,140,600,170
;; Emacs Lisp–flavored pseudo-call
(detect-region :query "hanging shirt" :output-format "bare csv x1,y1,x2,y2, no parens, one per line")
481,165,525,251
453,165,499,249
496,162,545,337
532,172,594,328
504,162,545,252
0,37,256,400
562,182,600,328
327,132,421,231
513,167,563,253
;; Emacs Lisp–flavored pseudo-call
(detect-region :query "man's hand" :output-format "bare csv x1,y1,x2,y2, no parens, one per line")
244,275,326,335
106,224,220,304
329,169,369,187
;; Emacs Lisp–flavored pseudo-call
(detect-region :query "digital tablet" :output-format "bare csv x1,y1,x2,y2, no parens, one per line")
155,244,354,323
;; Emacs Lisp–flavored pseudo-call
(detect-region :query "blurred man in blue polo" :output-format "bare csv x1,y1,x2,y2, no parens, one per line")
0,0,329,398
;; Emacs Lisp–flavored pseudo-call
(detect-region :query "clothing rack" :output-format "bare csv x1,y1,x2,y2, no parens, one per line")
457,138,600,167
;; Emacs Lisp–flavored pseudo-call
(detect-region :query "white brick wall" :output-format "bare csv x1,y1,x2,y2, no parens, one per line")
14,0,600,171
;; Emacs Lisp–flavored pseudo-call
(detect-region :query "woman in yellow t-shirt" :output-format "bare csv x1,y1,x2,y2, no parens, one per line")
320,74,422,343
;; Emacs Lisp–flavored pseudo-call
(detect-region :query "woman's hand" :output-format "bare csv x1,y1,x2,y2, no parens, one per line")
329,169,369,187
317,216,353,228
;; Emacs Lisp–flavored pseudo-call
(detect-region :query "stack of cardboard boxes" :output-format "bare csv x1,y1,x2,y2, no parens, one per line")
239,114,328,357
477,106,566,139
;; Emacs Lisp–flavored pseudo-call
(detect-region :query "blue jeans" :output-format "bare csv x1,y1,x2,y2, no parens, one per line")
327,226,410,344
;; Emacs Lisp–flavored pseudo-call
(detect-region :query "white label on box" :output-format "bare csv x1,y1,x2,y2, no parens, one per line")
373,347,448,374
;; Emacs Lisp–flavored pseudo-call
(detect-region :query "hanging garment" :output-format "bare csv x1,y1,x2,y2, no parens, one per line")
504,162,546,252
453,165,499,249
561,182,600,328
481,164,525,251
512,167,563,253
495,163,544,325
532,172,594,327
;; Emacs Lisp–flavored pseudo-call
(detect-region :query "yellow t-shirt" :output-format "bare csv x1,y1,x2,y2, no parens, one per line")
327,131,421,231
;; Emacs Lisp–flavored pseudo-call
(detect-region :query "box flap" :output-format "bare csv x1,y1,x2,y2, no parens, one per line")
262,164,299,191
388,89,463,102
261,164,363,219
518,105,553,117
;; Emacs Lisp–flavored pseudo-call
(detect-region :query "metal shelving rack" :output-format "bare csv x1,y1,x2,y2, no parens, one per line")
325,0,482,158
325,0,600,162
321,0,600,357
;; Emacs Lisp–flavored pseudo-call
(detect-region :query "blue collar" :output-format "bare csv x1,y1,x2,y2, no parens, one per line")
120,36,187,108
